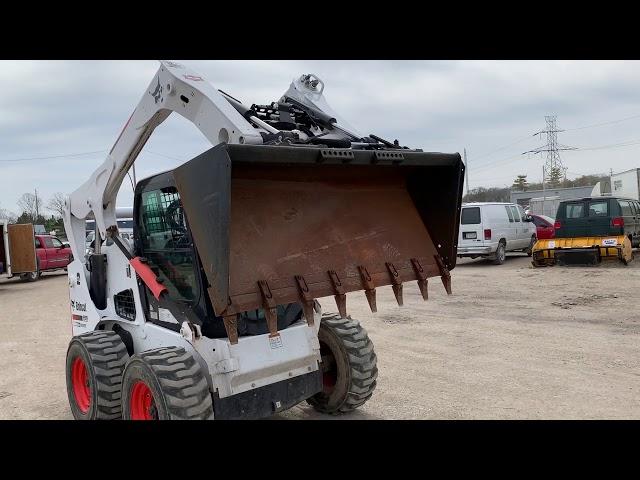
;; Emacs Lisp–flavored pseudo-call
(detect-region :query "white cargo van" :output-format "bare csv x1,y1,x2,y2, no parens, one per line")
457,202,537,264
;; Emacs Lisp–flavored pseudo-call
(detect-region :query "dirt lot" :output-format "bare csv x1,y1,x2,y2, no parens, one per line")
1,253,639,420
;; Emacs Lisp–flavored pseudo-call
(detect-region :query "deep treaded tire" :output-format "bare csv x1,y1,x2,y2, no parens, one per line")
121,346,214,420
307,314,378,414
66,330,129,420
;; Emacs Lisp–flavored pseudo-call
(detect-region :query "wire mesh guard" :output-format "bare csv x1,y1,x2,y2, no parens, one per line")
139,187,197,302
114,289,136,320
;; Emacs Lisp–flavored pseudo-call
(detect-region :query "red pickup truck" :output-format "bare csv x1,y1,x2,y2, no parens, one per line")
21,235,73,281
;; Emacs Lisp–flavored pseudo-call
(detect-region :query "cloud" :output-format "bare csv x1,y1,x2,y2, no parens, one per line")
1,60,640,213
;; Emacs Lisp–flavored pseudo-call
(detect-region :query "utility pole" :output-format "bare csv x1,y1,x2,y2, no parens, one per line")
542,166,546,216
523,115,577,187
464,148,469,196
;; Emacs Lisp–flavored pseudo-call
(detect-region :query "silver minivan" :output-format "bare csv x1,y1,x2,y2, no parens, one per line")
457,202,537,264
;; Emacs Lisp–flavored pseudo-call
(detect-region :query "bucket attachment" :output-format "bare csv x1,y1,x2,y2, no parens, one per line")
173,143,465,328
531,236,633,267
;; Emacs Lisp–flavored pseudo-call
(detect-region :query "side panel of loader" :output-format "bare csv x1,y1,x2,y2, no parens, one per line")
173,144,465,318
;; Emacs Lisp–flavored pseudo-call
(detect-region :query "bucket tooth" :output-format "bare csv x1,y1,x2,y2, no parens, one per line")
385,262,404,306
410,258,429,301
264,308,278,336
334,294,347,318
258,280,279,336
223,314,239,345
391,283,404,306
358,265,377,313
364,289,377,313
434,255,452,295
295,275,315,326
328,270,347,318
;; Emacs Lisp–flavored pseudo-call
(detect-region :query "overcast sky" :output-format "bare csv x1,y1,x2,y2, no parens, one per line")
2,60,640,215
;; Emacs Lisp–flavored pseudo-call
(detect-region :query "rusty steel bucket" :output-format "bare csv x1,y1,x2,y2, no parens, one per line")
173,143,465,341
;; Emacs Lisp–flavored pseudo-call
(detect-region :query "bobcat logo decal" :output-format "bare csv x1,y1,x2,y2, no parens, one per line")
149,77,163,104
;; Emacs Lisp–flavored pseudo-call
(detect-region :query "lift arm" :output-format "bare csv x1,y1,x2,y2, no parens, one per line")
64,61,264,260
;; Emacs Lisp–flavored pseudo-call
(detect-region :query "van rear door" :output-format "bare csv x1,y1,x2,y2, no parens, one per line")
459,206,483,247
557,201,587,238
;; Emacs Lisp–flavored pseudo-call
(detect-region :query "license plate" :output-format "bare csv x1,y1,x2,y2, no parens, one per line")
463,232,477,239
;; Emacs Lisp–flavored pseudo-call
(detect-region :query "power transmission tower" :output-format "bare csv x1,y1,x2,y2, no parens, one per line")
523,115,576,184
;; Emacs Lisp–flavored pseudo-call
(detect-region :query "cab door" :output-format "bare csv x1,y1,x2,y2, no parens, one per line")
509,205,525,248
50,237,68,265
502,205,516,248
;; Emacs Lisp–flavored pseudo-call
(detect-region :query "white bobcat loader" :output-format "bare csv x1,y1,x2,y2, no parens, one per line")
63,61,465,420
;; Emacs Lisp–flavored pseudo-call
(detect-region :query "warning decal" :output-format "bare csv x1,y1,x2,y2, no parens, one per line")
602,238,617,246
269,334,283,349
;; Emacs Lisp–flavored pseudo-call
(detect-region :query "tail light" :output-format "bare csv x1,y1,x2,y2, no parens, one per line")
611,217,624,227
554,220,561,230
484,229,491,240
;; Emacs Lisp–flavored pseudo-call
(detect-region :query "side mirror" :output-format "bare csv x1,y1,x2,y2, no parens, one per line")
525,215,533,222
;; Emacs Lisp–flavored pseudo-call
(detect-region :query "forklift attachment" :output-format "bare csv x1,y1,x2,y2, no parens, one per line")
173,143,465,325
531,235,633,267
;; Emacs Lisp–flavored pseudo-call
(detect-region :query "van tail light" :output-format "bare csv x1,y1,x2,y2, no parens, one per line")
611,217,624,227
484,229,491,240
554,220,562,230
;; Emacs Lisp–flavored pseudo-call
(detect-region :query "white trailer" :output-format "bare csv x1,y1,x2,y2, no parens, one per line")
528,196,560,218
611,168,640,200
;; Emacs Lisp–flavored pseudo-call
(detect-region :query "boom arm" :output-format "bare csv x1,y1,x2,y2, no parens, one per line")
65,61,264,260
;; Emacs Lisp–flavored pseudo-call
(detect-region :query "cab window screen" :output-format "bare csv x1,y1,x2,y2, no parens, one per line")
589,201,609,217
461,207,481,224
139,186,197,303
565,203,584,218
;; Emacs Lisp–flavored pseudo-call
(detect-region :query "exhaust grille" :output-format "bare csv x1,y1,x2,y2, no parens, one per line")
114,289,136,321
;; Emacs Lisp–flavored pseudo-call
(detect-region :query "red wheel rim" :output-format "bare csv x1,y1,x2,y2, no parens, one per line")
71,357,91,413
320,345,337,394
130,381,157,420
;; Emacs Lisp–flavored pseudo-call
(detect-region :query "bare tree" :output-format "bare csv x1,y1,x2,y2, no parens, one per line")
0,205,17,223
47,192,66,218
17,192,43,223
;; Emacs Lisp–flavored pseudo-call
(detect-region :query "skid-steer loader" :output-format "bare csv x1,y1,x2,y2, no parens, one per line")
63,61,465,420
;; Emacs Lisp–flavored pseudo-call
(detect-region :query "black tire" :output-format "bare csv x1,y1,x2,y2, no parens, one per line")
121,346,214,420
307,314,378,415
492,241,506,265
65,330,129,420
525,236,536,257
20,259,40,282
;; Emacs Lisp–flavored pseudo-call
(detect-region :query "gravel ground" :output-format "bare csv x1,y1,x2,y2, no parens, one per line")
1,253,639,420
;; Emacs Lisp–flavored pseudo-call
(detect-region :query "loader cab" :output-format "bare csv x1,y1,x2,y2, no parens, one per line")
133,171,206,330
133,170,303,338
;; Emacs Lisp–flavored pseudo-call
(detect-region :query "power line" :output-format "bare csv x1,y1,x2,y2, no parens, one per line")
470,134,534,163
0,150,107,163
0,149,186,164
565,113,640,131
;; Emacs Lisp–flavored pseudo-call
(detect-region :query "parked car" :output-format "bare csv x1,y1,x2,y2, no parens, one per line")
530,214,556,240
554,196,640,247
23,234,73,281
457,202,537,264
